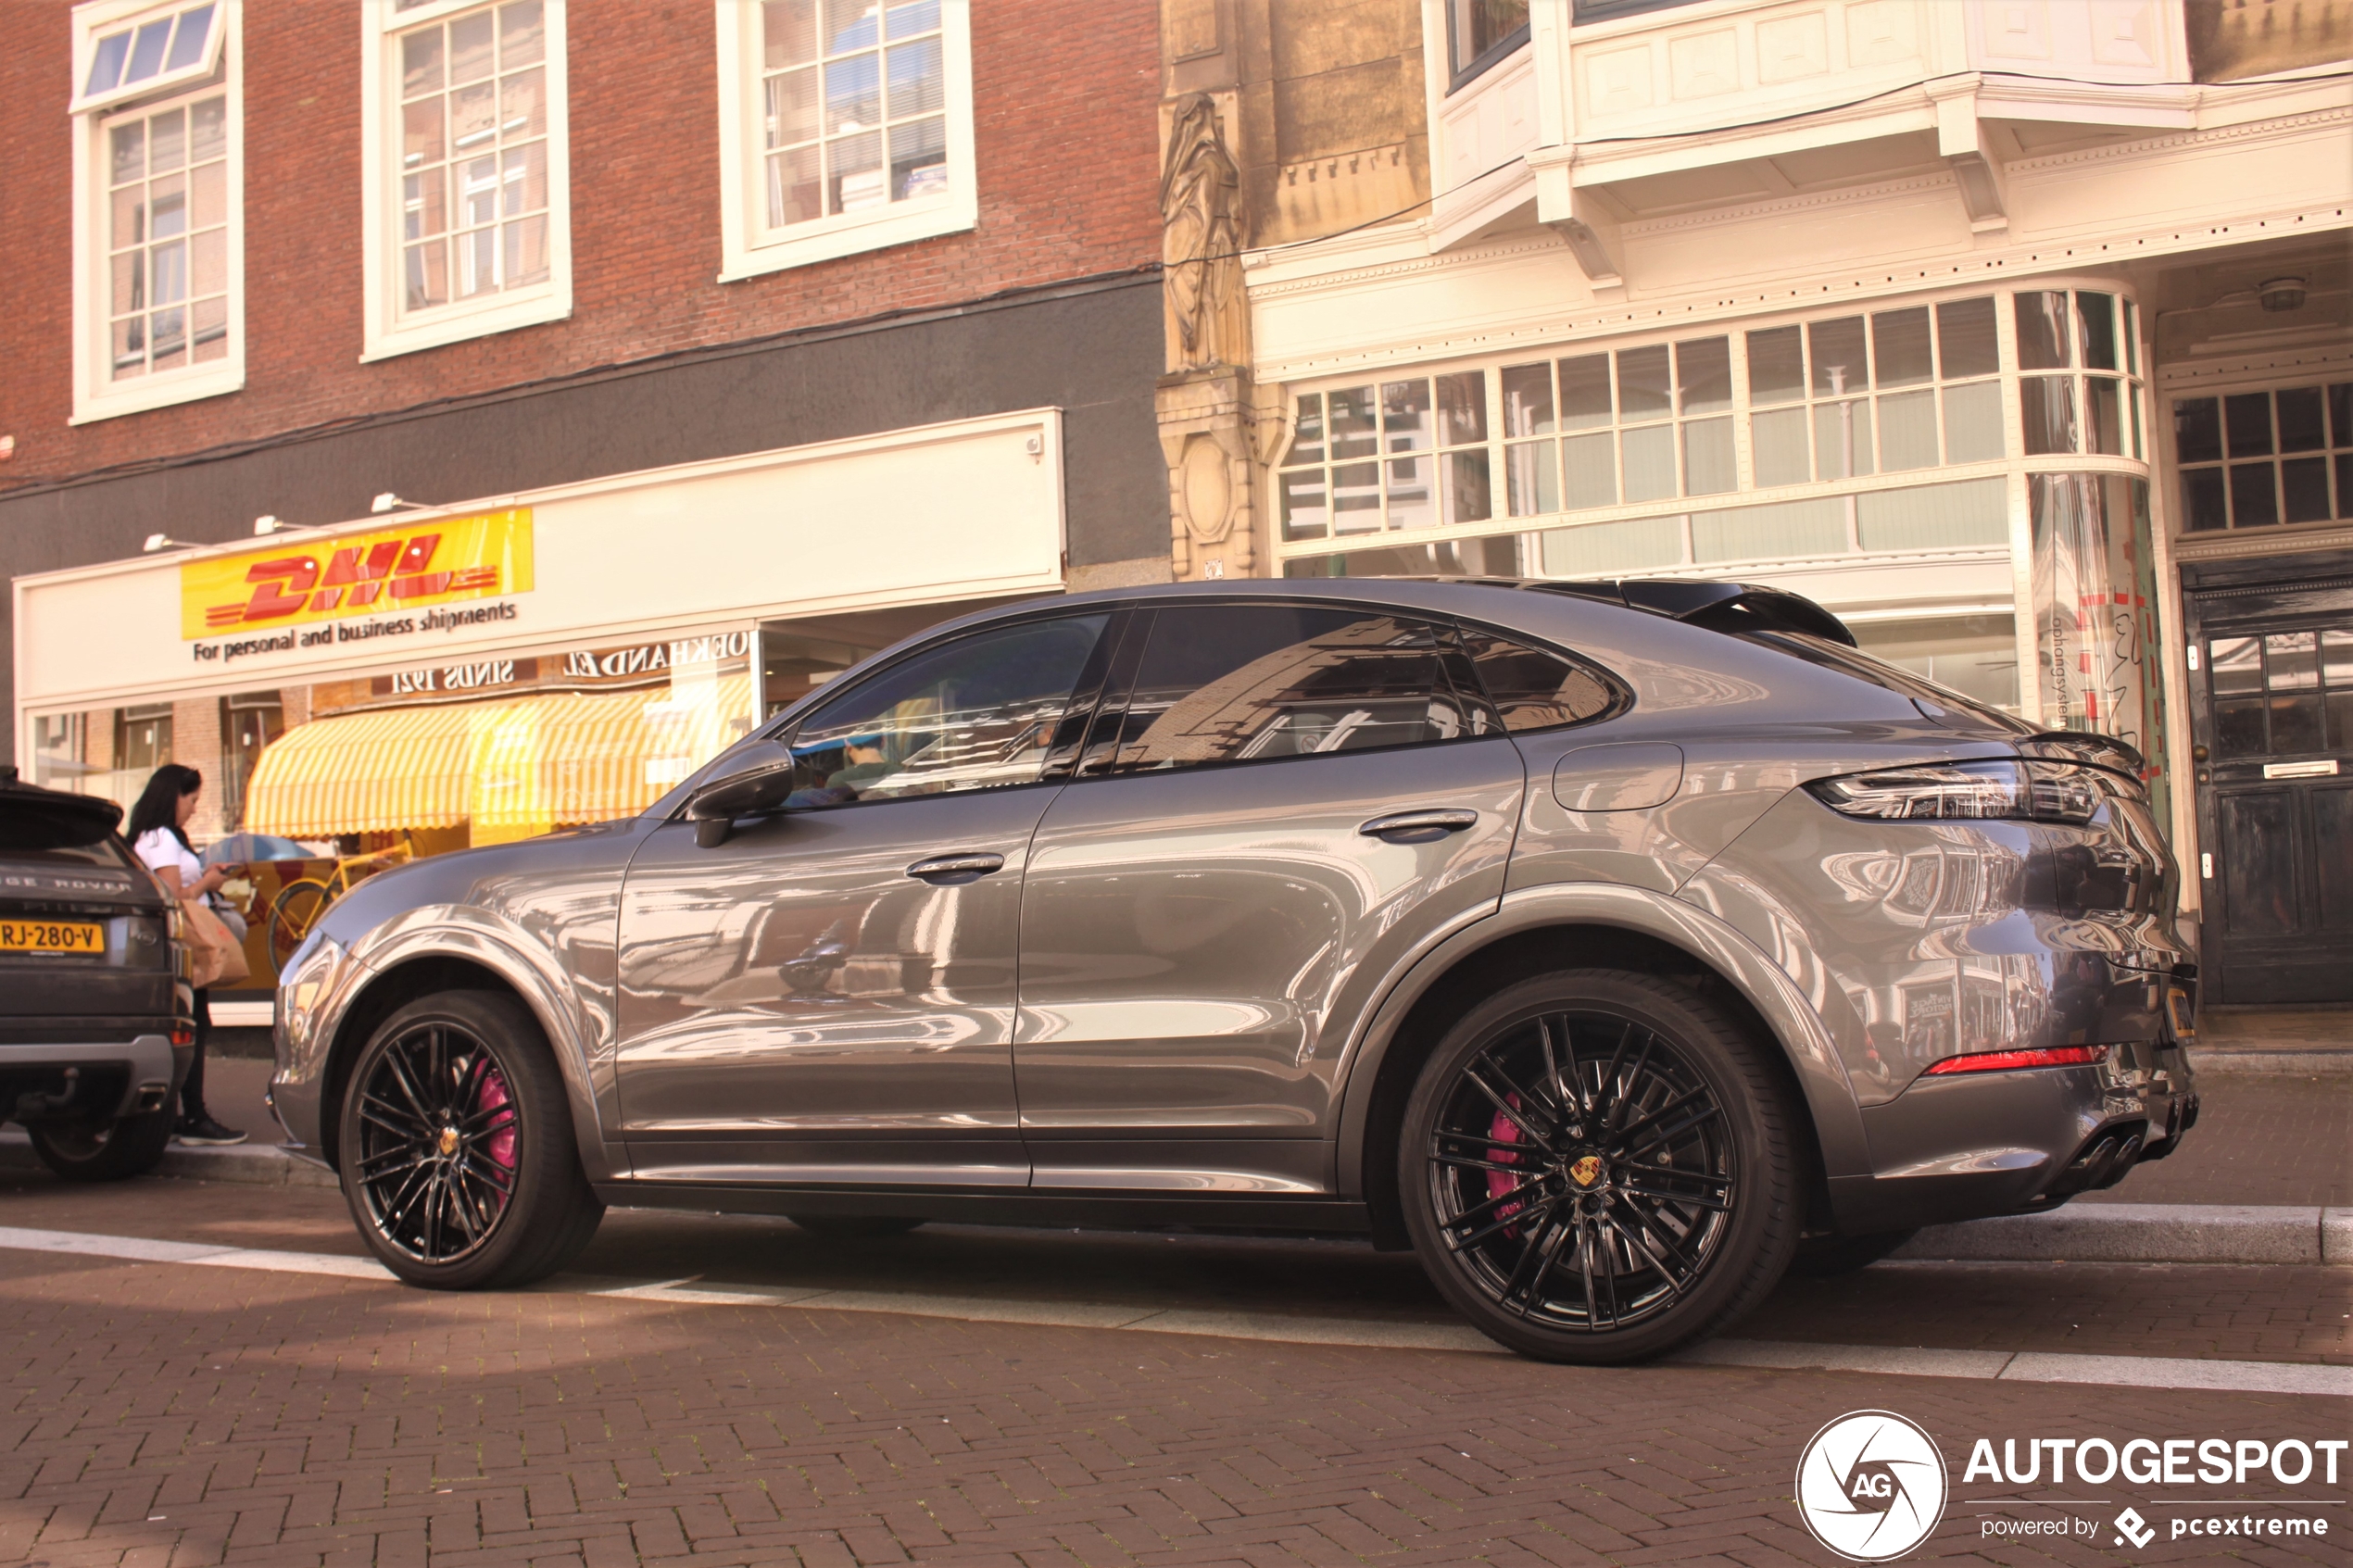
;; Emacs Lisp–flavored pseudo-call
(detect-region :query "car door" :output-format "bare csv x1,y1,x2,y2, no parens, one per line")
615,609,1114,1186
1013,601,1526,1194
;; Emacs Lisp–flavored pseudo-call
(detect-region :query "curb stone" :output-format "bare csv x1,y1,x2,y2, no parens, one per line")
1898,1201,2350,1266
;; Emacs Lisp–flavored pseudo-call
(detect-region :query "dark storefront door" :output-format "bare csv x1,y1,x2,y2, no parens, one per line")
2187,570,2353,1004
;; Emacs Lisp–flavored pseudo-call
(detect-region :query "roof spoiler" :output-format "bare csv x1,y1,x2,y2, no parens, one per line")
1534,579,1857,647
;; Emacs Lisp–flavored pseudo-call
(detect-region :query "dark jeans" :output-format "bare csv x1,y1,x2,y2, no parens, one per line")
181,988,211,1123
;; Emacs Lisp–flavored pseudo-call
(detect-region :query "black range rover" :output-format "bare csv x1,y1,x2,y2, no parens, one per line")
1,768,192,1180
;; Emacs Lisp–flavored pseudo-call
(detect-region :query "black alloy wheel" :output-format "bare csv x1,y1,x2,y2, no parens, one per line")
339,990,603,1289
1401,971,1800,1362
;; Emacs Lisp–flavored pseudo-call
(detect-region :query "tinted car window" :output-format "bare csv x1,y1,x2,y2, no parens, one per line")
1458,627,1623,732
1097,605,1485,773
779,613,1110,808
0,787,134,869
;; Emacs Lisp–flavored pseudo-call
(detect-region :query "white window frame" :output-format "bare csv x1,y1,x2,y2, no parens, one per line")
711,0,978,283
71,0,226,113
69,0,245,425
359,0,573,362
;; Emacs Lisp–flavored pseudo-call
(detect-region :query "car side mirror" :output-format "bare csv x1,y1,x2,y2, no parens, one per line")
684,740,798,847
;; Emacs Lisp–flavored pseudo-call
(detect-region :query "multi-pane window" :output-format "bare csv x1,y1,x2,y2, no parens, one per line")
1746,298,2003,487
2014,290,2145,459
1278,374,1491,541
1498,339,1733,517
2173,383,2353,532
395,1,549,312
106,94,230,380
760,0,949,229
2208,628,2353,757
76,1,221,111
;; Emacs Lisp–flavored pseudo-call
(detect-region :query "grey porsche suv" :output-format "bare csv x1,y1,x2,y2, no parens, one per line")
272,577,2198,1361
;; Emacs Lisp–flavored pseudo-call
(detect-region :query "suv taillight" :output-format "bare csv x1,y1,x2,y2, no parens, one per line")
1923,1045,2108,1075
1806,759,2136,824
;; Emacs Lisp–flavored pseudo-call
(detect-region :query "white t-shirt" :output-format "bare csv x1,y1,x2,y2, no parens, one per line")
134,827,204,895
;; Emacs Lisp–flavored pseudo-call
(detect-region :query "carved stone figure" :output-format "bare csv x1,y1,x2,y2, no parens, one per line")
1160,93,1247,373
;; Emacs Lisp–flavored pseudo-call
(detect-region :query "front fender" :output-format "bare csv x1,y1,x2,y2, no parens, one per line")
1331,881,1869,1200
315,904,626,1184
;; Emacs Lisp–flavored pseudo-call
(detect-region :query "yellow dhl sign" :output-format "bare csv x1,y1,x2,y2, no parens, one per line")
181,509,534,640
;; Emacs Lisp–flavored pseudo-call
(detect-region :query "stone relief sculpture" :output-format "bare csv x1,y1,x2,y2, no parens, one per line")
1160,93,1247,373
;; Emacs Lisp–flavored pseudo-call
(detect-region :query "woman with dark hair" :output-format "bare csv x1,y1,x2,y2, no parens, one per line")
125,764,246,1147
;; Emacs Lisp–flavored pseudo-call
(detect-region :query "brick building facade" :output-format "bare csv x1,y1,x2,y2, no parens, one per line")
6,2,1168,997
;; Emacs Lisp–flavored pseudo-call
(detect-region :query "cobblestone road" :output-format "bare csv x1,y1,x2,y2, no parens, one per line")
2,1173,2347,1568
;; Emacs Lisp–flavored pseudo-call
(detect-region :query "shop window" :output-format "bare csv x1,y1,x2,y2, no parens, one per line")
1851,614,2020,712
2172,383,2353,533
2012,292,2144,461
362,0,570,361
1445,0,1529,91
69,1,241,424
1746,298,2006,488
220,691,283,828
715,0,976,282
1280,372,1491,541
1491,339,1730,520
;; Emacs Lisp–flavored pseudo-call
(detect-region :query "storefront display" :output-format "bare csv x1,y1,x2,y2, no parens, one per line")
13,410,1069,997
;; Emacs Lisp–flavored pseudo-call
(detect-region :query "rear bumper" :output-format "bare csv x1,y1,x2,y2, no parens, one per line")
0,1034,188,1122
1830,1038,2199,1235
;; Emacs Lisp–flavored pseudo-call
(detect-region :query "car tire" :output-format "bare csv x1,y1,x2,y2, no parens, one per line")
26,1106,174,1182
787,1214,928,1239
1788,1229,1918,1278
1399,969,1802,1364
338,990,603,1290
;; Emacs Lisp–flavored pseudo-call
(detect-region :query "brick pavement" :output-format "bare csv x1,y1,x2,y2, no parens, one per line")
1,1246,2346,1568
2076,1076,2353,1209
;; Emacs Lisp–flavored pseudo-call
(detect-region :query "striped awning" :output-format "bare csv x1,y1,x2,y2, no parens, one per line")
243,674,754,842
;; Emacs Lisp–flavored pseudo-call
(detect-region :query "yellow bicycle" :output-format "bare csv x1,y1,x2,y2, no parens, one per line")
266,834,415,970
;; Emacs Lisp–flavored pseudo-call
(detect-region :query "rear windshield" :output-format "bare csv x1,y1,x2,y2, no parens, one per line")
1739,630,2034,735
0,793,136,868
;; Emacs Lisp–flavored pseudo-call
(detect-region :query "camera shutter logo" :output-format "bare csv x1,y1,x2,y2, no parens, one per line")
1795,1410,1948,1562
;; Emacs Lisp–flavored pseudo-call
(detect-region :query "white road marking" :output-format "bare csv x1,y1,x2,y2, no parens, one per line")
2,1223,2345,1395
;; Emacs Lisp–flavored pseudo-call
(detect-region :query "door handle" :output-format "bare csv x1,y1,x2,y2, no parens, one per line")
904,852,1007,884
1358,809,1478,843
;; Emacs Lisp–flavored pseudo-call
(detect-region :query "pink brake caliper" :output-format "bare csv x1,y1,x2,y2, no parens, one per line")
476,1064,517,1202
1486,1094,1526,1234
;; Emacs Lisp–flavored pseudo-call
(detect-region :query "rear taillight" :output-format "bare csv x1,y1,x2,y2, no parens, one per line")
1922,1045,2108,1075
170,1024,195,1047
1806,758,2134,824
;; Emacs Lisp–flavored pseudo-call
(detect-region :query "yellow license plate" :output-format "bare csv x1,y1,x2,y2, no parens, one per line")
0,919,104,955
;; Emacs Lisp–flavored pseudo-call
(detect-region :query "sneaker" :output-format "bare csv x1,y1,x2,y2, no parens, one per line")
174,1116,247,1147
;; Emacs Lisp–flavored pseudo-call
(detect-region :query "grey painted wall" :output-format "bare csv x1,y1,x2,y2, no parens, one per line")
0,273,1166,764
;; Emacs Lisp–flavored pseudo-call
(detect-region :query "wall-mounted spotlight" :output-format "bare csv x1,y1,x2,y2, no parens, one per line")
254,514,286,535
371,492,430,514
142,533,193,552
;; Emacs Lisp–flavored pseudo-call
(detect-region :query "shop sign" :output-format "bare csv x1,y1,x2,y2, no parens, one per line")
181,509,534,640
